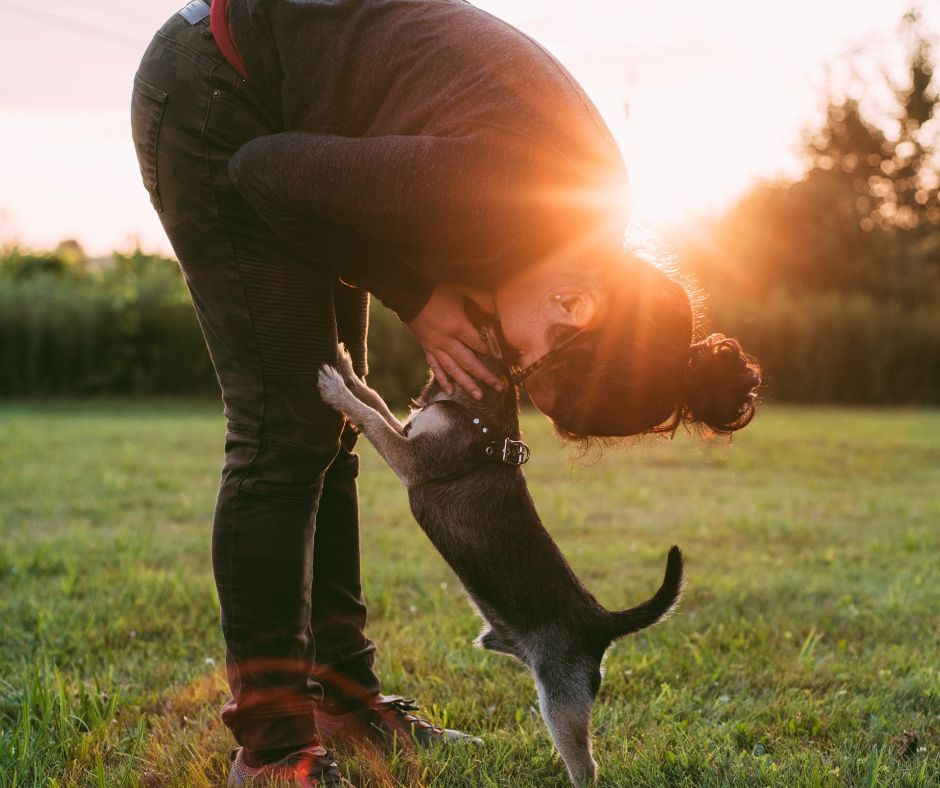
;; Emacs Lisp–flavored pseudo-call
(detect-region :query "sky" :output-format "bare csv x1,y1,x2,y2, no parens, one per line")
0,0,936,256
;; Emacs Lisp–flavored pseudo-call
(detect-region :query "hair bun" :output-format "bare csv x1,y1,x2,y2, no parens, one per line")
684,334,761,433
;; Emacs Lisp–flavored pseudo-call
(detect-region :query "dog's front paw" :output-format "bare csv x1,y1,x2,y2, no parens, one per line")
334,343,359,383
317,365,354,413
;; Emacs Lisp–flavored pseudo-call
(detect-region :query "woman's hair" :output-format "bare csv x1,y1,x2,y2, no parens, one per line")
542,246,761,440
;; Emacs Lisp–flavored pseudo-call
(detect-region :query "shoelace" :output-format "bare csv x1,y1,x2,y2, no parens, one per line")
373,695,444,736
232,746,342,781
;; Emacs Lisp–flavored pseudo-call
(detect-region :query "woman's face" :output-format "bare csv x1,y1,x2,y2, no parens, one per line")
491,257,605,419
491,255,598,369
495,286,601,372
497,309,555,372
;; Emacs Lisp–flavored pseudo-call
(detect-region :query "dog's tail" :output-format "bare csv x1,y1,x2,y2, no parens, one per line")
603,546,684,643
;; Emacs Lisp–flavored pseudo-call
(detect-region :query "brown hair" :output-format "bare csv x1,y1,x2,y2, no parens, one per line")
541,250,761,440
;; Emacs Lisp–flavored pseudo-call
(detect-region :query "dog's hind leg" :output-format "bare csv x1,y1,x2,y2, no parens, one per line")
475,627,518,659
533,659,601,786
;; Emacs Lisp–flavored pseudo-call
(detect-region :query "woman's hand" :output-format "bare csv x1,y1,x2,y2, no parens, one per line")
407,284,504,399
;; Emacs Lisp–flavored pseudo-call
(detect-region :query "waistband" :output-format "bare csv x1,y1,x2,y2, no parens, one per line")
177,0,249,80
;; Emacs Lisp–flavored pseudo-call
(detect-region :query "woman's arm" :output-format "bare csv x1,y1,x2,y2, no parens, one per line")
228,154,436,321
228,132,504,392
228,130,528,266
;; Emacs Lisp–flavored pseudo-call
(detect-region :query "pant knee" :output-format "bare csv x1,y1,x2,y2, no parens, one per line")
223,428,341,490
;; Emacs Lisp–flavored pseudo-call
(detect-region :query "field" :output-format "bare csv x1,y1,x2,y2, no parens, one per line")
0,402,937,787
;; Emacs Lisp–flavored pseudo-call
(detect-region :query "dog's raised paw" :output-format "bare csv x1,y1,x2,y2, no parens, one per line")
334,343,357,382
317,365,351,411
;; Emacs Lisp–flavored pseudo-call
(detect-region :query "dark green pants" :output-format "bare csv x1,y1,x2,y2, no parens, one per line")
131,9,381,753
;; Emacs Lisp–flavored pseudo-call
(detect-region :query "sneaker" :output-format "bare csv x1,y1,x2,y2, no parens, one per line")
316,694,483,748
228,745,353,787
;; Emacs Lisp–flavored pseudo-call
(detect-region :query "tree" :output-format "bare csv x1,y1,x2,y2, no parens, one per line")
672,9,940,304
799,9,940,300
807,11,939,236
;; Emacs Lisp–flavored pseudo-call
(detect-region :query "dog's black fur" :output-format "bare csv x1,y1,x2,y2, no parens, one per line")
317,348,683,785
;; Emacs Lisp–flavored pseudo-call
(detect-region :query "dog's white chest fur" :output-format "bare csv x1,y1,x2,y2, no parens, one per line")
404,405,450,439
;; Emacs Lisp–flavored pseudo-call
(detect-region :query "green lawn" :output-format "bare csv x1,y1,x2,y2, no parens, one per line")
0,402,937,786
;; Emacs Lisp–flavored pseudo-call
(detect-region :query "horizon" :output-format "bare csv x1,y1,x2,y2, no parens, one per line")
0,0,934,256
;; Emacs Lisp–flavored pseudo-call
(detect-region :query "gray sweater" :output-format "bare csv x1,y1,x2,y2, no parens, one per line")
226,0,629,320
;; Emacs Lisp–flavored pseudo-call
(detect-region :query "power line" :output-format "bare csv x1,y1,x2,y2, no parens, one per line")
0,0,142,46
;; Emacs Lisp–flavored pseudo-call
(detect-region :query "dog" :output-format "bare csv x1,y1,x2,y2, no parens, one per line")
317,344,683,786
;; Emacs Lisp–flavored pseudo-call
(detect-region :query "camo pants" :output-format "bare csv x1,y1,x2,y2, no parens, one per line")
131,9,381,754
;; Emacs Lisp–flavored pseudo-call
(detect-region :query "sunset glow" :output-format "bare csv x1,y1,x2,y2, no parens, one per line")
0,0,935,254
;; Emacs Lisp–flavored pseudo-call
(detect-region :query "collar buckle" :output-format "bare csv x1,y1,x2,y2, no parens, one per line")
469,437,530,466
500,438,530,466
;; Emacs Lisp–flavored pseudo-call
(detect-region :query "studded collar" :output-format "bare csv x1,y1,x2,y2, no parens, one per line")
466,416,530,467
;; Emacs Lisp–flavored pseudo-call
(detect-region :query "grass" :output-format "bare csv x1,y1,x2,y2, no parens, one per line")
0,401,937,786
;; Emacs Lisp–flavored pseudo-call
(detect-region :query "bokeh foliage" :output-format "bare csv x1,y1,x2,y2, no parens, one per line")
0,246,423,404
0,247,216,398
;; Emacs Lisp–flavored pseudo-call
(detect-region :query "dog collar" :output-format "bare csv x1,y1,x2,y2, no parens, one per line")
467,417,530,467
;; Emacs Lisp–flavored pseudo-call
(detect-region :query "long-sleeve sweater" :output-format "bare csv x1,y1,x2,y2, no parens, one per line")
222,0,630,321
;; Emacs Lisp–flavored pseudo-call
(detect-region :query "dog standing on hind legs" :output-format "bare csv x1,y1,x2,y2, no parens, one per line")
317,345,684,786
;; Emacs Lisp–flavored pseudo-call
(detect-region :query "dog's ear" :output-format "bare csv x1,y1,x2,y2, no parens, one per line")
480,325,504,361
463,295,511,370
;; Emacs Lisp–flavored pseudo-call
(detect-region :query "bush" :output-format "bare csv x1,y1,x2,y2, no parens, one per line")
2,247,938,405
365,303,428,406
0,247,427,405
708,289,940,404
0,250,214,397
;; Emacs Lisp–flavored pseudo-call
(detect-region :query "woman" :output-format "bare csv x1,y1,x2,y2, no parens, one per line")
131,0,760,784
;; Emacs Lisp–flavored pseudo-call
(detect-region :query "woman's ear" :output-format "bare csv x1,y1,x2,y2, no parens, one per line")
550,290,603,329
